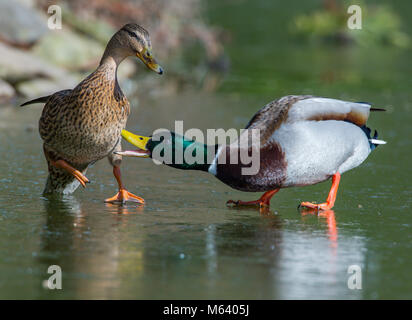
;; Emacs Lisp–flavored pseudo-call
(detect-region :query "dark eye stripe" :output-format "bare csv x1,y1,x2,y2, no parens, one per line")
125,29,136,38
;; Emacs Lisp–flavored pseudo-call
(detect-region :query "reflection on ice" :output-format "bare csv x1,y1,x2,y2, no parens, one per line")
275,210,365,299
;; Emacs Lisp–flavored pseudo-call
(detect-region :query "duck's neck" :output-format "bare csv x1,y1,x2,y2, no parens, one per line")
98,45,130,80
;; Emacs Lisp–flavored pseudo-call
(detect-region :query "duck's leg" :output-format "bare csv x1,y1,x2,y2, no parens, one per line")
105,145,144,204
227,189,280,208
300,172,341,211
50,159,90,188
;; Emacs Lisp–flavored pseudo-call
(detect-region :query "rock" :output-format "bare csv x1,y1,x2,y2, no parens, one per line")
63,8,116,44
32,28,104,71
0,79,15,103
32,27,136,77
0,43,78,98
62,0,223,77
0,0,48,47
17,78,75,98
0,43,76,82
0,39,135,99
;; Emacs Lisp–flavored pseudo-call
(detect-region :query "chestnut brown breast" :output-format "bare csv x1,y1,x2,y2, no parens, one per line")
214,141,287,192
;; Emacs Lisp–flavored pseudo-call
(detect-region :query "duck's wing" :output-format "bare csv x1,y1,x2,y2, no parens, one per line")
286,97,387,146
245,95,313,144
246,95,385,146
285,97,373,126
39,89,73,144
246,95,385,145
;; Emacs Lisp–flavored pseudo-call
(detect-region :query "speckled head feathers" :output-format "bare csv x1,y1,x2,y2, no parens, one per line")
118,23,151,52
101,23,152,60
101,23,162,74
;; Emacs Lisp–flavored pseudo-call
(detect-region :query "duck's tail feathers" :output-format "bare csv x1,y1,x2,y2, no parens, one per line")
20,95,51,107
361,125,386,150
369,139,387,145
355,102,386,112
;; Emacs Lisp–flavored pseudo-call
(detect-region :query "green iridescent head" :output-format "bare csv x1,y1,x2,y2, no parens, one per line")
116,129,213,171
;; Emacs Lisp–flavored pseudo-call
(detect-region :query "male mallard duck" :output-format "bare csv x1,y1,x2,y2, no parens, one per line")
21,23,162,203
116,95,386,210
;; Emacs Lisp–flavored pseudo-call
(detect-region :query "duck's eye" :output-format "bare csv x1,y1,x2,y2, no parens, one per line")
125,30,138,39
139,137,143,140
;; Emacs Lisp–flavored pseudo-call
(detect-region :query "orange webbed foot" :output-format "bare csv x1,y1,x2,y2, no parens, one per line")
226,199,269,208
299,173,341,211
226,189,280,209
104,189,145,204
299,201,334,211
51,159,90,188
71,170,90,188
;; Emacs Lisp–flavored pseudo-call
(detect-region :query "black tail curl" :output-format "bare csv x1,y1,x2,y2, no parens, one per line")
361,125,380,150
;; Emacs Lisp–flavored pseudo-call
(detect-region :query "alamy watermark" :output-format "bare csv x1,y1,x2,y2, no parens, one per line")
148,121,261,175
47,5,62,30
43,265,62,290
347,264,362,290
347,5,362,30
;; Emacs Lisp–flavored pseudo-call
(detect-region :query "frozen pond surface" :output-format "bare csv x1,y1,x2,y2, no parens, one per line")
1,0,412,299
0,90,410,299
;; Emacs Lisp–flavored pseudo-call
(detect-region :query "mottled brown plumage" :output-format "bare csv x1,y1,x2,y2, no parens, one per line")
21,23,163,201
245,95,312,145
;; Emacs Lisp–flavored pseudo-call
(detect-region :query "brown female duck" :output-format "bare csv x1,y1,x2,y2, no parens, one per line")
21,23,162,203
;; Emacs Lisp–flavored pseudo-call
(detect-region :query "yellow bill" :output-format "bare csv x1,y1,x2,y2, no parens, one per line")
137,48,163,74
115,130,151,158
